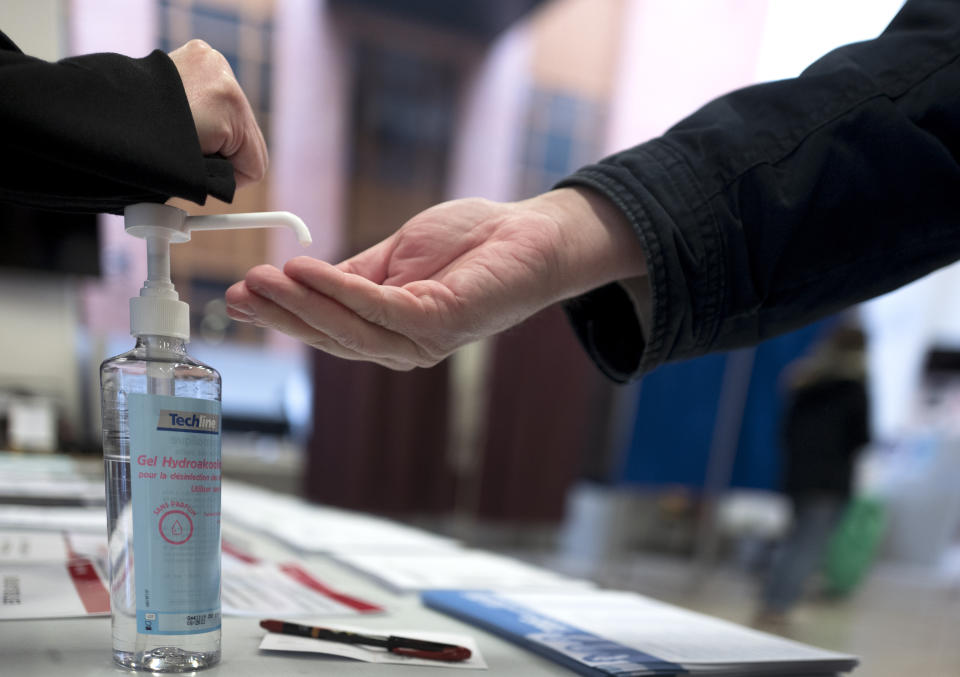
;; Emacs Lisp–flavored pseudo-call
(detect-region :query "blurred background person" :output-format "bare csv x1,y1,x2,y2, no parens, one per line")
756,324,870,627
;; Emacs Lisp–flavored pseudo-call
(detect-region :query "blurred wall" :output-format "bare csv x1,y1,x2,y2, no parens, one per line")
2,0,64,59
469,0,624,523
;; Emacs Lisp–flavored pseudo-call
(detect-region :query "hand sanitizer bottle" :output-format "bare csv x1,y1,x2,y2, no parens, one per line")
100,203,310,672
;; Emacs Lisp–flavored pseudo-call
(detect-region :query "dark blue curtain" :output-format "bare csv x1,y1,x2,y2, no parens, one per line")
616,321,830,490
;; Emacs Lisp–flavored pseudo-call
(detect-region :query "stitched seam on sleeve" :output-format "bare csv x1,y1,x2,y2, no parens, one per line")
644,140,726,352
561,164,671,373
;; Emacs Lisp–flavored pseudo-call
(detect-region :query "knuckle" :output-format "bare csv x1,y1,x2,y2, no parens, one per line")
412,345,443,369
415,337,447,362
335,330,366,354
356,301,385,329
285,294,317,326
215,117,234,146
190,43,236,88
308,334,336,353
221,75,245,102
354,287,389,328
185,38,212,53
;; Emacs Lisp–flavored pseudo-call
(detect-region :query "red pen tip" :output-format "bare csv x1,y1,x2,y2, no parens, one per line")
391,646,472,662
260,619,284,633
444,647,472,661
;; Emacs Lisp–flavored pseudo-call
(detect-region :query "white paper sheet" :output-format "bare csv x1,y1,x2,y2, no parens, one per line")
222,481,459,554
0,530,109,620
222,548,382,617
259,625,486,669
0,505,105,532
0,530,381,621
0,529,106,564
0,451,103,504
1,561,106,619
333,550,594,593
0,529,69,562
0,530,109,622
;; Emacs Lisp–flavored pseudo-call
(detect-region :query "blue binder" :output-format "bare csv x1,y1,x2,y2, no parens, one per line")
422,589,857,676
422,589,686,676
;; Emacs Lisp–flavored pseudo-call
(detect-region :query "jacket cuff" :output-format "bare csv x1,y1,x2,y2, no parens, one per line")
202,154,236,204
562,283,644,384
556,139,721,380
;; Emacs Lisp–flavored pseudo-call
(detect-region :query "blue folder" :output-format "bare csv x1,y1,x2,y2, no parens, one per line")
422,589,686,676
422,589,856,676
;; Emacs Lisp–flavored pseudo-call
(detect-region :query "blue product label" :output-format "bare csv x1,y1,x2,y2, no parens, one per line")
129,393,222,635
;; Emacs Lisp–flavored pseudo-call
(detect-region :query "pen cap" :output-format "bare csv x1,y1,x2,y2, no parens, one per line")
123,203,312,340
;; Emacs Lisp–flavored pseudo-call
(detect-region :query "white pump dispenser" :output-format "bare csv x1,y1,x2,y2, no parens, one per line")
101,202,311,673
123,202,312,340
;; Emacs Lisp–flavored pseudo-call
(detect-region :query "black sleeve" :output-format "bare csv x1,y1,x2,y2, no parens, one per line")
558,0,960,383
0,32,234,214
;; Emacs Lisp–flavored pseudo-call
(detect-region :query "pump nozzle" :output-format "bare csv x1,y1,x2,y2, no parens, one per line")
183,212,312,246
123,203,313,341
123,203,312,247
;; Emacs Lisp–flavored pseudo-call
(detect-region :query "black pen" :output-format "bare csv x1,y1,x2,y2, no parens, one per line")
259,619,472,662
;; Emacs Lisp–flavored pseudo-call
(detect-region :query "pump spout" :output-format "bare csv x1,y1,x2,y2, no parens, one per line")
122,203,313,343
184,212,312,246
124,204,312,247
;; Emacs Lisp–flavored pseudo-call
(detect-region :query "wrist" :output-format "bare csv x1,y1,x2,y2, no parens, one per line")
522,186,646,299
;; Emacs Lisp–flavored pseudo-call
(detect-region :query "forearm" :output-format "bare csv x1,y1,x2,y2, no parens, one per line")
507,186,650,384
521,186,647,299
559,0,960,381
0,39,234,212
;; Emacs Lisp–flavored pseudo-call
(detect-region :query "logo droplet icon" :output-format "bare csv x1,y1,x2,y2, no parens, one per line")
158,509,193,545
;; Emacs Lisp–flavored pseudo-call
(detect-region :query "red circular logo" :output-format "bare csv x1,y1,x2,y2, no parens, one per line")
158,509,194,545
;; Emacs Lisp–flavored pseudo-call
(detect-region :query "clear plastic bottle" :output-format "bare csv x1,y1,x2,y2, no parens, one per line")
101,334,222,672
100,202,310,671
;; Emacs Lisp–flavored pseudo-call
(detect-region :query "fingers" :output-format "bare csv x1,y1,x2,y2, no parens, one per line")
283,256,426,333
223,90,268,188
283,256,463,359
335,236,396,282
226,283,409,369
227,112,267,188
225,265,437,368
225,280,409,369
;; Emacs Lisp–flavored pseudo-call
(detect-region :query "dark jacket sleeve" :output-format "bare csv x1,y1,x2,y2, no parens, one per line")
558,0,960,383
0,32,234,214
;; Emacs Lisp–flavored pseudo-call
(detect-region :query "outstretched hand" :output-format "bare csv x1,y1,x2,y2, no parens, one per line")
225,187,646,369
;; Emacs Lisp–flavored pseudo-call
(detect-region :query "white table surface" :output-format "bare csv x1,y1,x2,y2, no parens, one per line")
0,522,575,676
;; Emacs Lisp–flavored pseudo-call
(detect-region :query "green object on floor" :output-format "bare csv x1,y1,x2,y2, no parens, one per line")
822,495,885,596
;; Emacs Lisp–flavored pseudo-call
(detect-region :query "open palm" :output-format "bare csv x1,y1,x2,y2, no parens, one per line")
225,189,644,369
226,198,569,368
